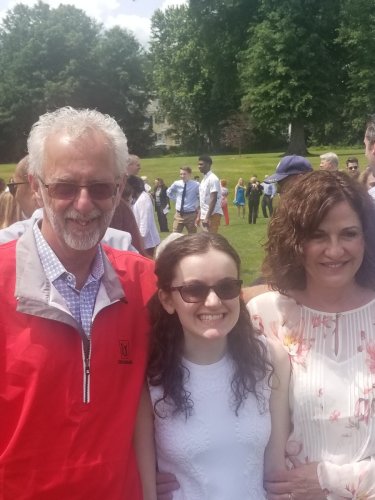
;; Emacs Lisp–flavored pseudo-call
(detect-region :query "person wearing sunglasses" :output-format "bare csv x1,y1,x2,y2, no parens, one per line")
133,232,290,500
0,157,137,252
0,107,156,499
345,156,360,179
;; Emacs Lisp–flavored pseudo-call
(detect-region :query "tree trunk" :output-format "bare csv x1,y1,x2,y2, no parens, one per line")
287,119,307,155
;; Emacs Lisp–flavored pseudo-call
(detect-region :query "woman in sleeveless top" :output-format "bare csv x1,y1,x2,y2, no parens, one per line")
248,171,375,500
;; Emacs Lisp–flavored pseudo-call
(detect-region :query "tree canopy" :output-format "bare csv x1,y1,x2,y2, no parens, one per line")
0,1,152,160
0,0,374,158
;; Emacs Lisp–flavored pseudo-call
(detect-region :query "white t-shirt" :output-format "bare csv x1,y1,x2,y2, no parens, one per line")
132,191,160,249
199,171,223,218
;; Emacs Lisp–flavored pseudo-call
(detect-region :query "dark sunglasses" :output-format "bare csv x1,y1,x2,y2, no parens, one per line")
7,181,28,196
38,177,119,200
348,166,358,171
170,278,243,303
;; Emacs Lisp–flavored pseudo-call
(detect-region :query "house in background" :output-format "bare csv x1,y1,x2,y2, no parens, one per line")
147,99,180,150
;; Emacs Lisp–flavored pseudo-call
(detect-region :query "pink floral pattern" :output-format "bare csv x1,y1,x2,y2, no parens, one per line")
366,343,375,373
248,291,375,500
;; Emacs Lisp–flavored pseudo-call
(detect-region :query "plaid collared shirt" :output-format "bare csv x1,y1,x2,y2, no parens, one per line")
33,222,104,337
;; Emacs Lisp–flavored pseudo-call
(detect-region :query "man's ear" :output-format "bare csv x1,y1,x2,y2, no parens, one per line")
158,288,175,315
29,174,44,207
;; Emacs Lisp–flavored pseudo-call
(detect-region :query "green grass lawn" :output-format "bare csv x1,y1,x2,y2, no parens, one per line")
0,146,365,284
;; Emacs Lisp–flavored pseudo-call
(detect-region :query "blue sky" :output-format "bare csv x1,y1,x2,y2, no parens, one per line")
0,0,188,46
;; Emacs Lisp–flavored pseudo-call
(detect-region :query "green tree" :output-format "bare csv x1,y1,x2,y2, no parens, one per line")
91,27,153,155
150,1,259,152
150,6,209,151
338,0,375,143
0,2,152,160
0,2,100,159
240,0,343,154
220,113,254,155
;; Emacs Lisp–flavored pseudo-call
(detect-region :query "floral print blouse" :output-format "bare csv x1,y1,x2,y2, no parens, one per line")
248,291,375,499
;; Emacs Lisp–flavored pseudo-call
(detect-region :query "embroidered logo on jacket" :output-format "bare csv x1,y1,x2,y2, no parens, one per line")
118,340,132,364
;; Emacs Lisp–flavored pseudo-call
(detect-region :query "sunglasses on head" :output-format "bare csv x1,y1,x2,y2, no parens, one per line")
170,278,243,303
38,177,119,200
7,181,28,196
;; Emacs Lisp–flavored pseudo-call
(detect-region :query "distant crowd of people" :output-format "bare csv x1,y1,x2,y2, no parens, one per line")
2,144,372,244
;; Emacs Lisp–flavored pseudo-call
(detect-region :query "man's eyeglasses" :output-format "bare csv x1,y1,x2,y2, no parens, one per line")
348,166,358,171
170,278,243,303
38,177,119,201
7,181,28,196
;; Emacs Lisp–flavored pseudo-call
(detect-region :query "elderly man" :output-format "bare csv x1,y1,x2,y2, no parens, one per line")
0,107,155,499
2,155,136,251
319,152,339,171
127,153,141,175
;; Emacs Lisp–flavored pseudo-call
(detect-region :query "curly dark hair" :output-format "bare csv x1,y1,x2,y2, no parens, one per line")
262,170,375,292
148,232,272,418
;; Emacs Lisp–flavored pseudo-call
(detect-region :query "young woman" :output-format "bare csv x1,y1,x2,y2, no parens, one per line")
248,171,375,500
233,177,246,218
134,232,290,500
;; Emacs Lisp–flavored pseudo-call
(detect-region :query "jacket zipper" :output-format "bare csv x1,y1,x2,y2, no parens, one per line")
82,333,92,404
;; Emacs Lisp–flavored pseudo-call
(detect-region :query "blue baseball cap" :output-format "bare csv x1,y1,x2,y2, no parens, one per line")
265,155,313,183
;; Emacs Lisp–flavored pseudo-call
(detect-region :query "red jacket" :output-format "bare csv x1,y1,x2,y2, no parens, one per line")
0,232,156,499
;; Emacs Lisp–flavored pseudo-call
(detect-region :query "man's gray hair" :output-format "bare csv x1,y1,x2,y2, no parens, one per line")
320,152,339,168
27,107,128,177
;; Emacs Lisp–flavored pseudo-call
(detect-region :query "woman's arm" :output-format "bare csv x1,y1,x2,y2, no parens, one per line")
264,338,291,476
133,383,157,500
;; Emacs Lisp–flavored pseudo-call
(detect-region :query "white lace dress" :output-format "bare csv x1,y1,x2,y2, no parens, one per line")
149,354,271,500
248,291,375,499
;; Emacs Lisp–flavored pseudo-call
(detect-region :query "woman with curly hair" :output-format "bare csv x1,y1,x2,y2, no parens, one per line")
248,170,375,500
134,232,290,500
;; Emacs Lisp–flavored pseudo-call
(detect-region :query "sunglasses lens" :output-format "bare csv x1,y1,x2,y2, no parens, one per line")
179,279,242,303
180,284,208,303
215,280,242,299
47,183,117,200
48,183,79,200
88,183,118,200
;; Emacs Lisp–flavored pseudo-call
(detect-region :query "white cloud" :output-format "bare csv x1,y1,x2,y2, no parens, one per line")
106,14,151,47
1,0,121,21
0,0,188,47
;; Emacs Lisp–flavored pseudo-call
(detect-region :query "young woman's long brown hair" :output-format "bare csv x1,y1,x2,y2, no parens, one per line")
148,232,272,418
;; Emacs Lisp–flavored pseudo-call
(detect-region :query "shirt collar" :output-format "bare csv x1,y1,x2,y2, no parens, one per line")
33,222,104,285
